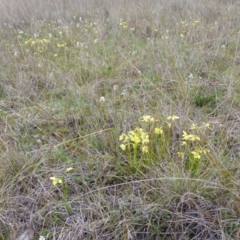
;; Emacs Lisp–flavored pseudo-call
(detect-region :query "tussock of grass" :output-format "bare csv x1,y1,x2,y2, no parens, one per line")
1,0,240,239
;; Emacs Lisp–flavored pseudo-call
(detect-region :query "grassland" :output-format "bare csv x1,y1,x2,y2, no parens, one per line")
0,0,240,239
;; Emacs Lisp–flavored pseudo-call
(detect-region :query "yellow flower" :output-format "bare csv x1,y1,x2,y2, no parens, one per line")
139,115,155,122
66,167,73,173
182,131,200,141
167,115,179,121
141,145,149,153
138,129,149,142
120,144,126,151
200,148,210,154
50,177,62,185
120,21,127,29
142,136,149,145
154,127,163,135
204,123,212,130
119,134,125,141
119,134,128,143
25,39,30,44
177,152,184,158
190,124,198,130
191,151,201,159
119,127,149,150
129,131,141,144
41,39,49,43
57,43,66,48
31,40,37,46
193,20,200,26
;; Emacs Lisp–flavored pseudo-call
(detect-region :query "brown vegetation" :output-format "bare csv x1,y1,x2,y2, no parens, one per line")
0,0,240,239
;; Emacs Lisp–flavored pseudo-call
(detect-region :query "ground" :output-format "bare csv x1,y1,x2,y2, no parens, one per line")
0,0,240,239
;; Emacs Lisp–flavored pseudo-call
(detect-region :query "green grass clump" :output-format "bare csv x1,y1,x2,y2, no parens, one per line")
194,91,217,108
0,0,240,239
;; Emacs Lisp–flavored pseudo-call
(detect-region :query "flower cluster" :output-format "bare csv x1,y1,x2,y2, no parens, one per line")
191,148,209,159
24,38,50,53
50,167,73,185
25,38,49,46
193,19,200,26
84,22,98,34
118,115,211,174
49,168,73,214
119,115,179,154
119,115,179,153
178,122,211,174
118,115,180,172
120,20,127,29
178,147,209,160
180,19,201,38
24,35,68,55
119,127,150,153
182,131,200,143
180,129,209,160
154,127,163,135
139,115,155,122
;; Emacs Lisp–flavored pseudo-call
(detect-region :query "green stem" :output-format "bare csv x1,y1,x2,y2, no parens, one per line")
133,144,138,168
62,182,72,215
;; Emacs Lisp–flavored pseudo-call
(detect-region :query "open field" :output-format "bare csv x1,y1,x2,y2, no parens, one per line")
0,0,240,239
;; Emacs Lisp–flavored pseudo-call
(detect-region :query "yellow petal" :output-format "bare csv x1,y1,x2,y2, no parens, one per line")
120,144,126,151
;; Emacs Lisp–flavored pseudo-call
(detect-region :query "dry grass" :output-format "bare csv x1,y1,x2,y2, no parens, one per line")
0,0,240,239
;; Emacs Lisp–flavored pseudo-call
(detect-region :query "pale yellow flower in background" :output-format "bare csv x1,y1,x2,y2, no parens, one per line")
142,135,149,144
201,148,210,154
167,115,179,121
182,131,200,141
154,127,163,135
50,177,62,185
191,151,201,159
120,144,126,151
193,20,200,26
119,134,129,143
66,167,73,173
141,145,149,153
57,43,66,48
177,152,184,158
190,124,198,130
41,39,49,43
204,123,212,130
120,21,127,29
139,115,155,122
